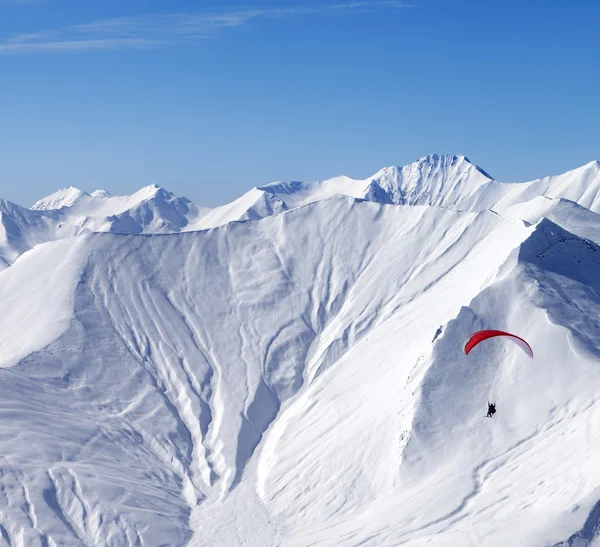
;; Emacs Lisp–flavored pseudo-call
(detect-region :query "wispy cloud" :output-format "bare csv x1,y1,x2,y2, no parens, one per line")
0,2,414,53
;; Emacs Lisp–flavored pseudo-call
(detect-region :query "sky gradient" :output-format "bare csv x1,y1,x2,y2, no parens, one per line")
0,0,599,207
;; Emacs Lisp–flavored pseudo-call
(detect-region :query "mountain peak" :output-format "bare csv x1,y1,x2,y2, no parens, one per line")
415,153,469,165
90,189,112,198
365,154,494,208
132,184,174,201
0,198,26,215
31,186,90,211
580,159,600,173
412,154,493,179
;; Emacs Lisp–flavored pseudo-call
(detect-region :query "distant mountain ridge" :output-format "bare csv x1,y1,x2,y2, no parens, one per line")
0,154,597,270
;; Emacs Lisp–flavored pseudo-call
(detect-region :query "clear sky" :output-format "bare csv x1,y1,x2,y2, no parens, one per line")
0,0,598,207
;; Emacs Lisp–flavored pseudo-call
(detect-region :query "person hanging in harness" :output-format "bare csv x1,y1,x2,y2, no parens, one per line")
463,330,533,420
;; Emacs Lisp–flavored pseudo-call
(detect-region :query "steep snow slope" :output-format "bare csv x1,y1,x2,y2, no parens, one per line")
0,199,82,270
380,219,600,547
502,195,600,245
185,187,288,231
203,217,600,547
3,155,600,546
0,197,532,546
0,236,89,368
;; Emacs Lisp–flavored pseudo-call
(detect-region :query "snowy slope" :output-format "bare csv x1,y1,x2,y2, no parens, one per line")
31,186,89,210
1,156,600,546
0,199,82,270
185,187,288,231
0,198,533,545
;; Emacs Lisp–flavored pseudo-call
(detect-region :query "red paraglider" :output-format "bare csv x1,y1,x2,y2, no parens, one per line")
464,330,533,359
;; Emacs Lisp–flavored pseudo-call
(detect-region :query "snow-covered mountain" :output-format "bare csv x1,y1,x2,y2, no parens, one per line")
0,199,82,269
0,184,206,269
1,155,600,546
187,154,600,229
32,184,206,234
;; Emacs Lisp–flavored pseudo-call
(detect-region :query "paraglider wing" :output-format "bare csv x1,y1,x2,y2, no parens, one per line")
464,330,533,359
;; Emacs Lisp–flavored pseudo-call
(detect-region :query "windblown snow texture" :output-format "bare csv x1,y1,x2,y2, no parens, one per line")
0,155,600,546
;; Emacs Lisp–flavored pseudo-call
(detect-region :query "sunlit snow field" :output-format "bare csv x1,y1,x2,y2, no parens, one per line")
0,155,599,546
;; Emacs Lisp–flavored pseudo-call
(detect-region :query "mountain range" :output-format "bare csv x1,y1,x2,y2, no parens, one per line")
1,154,600,546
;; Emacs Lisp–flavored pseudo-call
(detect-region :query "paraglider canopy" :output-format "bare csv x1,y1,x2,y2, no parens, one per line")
464,330,533,359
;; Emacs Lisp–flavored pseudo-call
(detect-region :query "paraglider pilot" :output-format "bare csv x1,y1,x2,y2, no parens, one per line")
487,402,496,418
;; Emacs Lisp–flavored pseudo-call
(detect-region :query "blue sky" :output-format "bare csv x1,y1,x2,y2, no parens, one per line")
0,0,598,207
